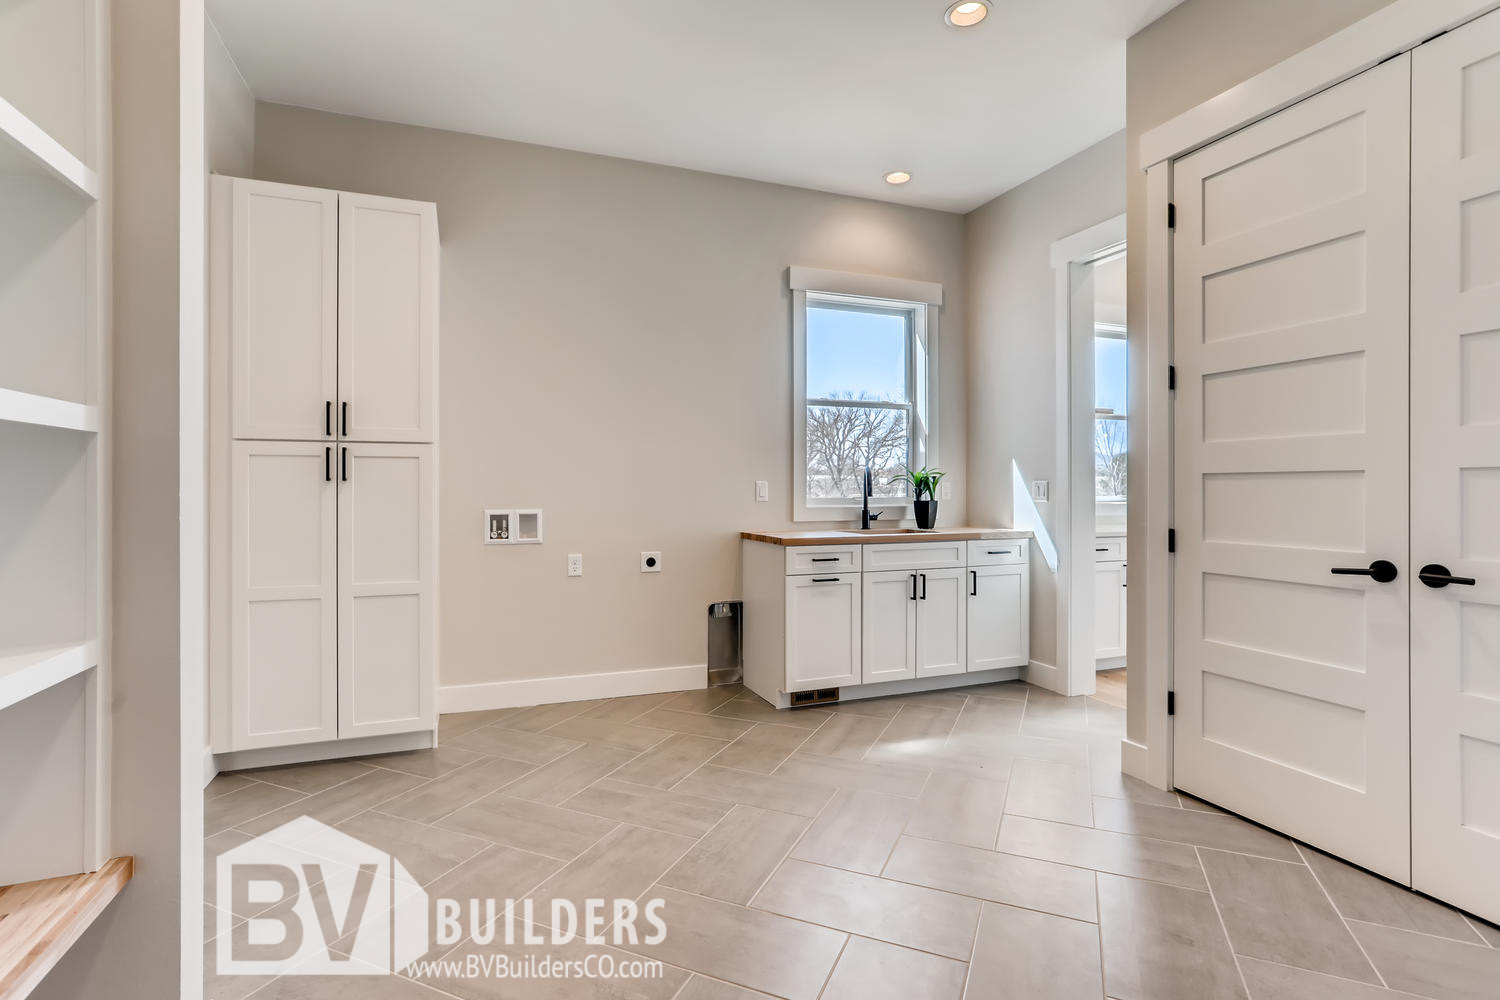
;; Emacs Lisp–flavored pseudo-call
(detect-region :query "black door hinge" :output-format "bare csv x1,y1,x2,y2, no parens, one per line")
1169,365,1177,391
1167,202,1176,229
1167,691,1176,716
1168,528,1176,553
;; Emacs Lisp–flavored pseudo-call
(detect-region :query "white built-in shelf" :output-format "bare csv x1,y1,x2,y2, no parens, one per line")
0,642,98,715
0,95,98,202
0,390,97,433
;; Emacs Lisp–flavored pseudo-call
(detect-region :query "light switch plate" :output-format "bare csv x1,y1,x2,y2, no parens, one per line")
755,481,769,502
939,480,953,500
1031,480,1050,503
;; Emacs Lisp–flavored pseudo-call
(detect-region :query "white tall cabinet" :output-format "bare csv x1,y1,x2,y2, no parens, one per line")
210,176,438,759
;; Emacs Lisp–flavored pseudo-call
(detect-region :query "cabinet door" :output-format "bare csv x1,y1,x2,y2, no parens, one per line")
338,193,438,443
1095,562,1127,660
915,568,966,679
968,564,1028,671
230,179,338,441
230,441,338,750
862,570,916,684
785,574,860,691
338,443,436,739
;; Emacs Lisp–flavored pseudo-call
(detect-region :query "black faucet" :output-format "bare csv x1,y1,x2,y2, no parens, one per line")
861,464,883,530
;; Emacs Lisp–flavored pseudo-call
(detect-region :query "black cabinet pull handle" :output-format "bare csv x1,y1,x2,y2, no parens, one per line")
811,576,840,583
340,446,348,482
341,401,348,436
324,446,331,482
1331,560,1398,584
810,557,839,563
970,569,977,596
1096,547,1110,552
919,573,927,600
1419,564,1476,588
325,401,333,437
910,573,917,601
988,549,1012,556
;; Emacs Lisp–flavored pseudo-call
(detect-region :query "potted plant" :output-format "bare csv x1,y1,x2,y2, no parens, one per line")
894,467,946,529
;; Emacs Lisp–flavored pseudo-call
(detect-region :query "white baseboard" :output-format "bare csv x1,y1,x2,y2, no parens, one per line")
439,663,707,715
1121,737,1170,790
203,744,218,787
1023,658,1065,695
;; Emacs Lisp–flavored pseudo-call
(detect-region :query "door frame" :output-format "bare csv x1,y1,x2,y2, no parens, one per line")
1130,0,1500,791
1046,215,1126,698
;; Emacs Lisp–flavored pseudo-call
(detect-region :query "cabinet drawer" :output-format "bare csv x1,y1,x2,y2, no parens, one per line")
967,539,1028,566
863,541,966,572
785,545,861,575
1094,537,1126,562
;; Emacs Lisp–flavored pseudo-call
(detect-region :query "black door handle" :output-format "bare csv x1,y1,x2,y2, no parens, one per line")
340,446,348,482
970,569,977,596
325,400,333,437
1419,564,1476,588
324,446,331,482
919,573,927,600
909,573,917,601
1331,560,1398,584
341,401,349,436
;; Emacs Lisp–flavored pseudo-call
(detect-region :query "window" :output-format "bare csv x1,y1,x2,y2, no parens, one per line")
1094,324,1127,503
790,268,940,521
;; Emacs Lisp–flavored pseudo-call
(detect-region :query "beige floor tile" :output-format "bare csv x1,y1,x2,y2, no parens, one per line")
202,939,274,1000
966,902,1102,1000
610,733,729,788
1300,845,1484,944
634,708,755,740
1098,873,1246,1000
822,696,904,719
660,804,809,903
204,830,253,909
1471,916,1500,948
1021,690,1090,730
1091,796,1300,862
674,765,833,817
863,745,1008,784
245,758,374,794
963,680,1031,702
531,823,696,921
331,810,490,885
422,843,563,940
891,690,972,712
501,743,639,806
752,859,981,960
1006,758,1094,827
942,731,1088,768
362,744,488,779
674,975,775,999
439,707,523,740
376,756,537,823
871,704,958,753
564,777,735,837
206,773,257,800
620,886,846,1000
998,815,1207,890
249,972,454,999
711,695,831,730
579,691,679,722
660,686,743,715
205,780,307,835
948,695,1025,743
496,700,594,732
543,715,677,751
796,713,891,760
1350,919,1500,1000
417,934,690,1000
821,935,967,1000
788,789,912,875
709,723,812,773
448,724,585,764
903,772,1007,849
883,835,1097,922
1200,848,1377,982
237,768,427,836
1088,755,1183,808
773,753,929,798
1238,957,1429,999
435,792,618,860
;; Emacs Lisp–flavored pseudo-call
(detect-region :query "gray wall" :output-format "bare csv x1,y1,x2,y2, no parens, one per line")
964,132,1125,669
252,103,969,691
205,16,253,177
1123,0,1401,742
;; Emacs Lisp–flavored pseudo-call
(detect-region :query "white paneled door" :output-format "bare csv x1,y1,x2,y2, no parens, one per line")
1172,55,1413,880
231,441,339,749
863,570,917,684
915,568,966,679
785,574,861,691
338,193,438,444
231,180,338,442
1411,10,1500,923
337,444,435,739
968,563,1028,672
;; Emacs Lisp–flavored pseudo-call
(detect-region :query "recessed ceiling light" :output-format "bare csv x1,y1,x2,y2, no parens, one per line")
885,170,912,185
945,0,989,27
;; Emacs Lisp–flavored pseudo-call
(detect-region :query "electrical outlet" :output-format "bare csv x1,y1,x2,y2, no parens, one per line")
755,480,769,502
640,551,662,573
567,553,583,577
1031,480,1050,503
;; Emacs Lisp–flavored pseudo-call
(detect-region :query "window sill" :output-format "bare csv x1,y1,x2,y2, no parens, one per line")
794,501,912,524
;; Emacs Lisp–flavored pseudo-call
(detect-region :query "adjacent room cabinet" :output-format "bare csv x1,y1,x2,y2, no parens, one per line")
211,176,439,759
744,537,1030,706
1094,535,1126,664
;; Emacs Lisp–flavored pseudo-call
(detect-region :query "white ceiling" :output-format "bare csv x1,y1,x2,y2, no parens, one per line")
207,0,1181,213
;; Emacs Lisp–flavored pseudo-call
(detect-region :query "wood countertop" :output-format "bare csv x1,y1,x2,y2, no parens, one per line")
741,527,1032,547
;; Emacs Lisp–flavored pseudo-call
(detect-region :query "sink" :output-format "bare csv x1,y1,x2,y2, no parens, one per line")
842,527,935,535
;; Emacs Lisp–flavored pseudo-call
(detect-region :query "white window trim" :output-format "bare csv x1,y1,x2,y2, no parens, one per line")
789,267,942,523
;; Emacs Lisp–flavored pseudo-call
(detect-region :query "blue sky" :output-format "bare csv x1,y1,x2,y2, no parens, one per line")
806,306,908,401
1096,336,1128,414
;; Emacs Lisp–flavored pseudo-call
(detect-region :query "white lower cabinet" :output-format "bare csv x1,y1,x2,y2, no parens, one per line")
968,563,1029,672
862,571,917,684
916,568,967,678
1095,559,1127,661
785,572,861,691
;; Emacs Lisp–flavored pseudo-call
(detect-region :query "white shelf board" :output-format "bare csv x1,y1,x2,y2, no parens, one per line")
0,389,98,433
0,642,98,714
0,95,98,201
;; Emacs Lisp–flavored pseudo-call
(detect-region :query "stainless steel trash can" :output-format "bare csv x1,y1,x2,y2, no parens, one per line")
707,601,742,687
